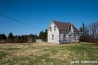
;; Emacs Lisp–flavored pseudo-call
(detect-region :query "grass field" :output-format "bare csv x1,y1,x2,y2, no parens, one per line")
0,42,98,65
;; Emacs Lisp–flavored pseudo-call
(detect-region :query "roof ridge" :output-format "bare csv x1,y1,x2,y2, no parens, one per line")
52,20,70,24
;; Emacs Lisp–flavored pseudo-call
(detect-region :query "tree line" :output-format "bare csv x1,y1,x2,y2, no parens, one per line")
0,29,47,43
79,21,98,45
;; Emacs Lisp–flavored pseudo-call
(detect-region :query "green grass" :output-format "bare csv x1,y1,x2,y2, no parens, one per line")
0,42,98,65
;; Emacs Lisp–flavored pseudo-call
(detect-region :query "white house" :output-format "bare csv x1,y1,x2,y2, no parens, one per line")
48,20,79,44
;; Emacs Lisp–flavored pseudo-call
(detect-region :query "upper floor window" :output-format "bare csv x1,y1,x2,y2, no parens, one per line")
69,25,71,31
50,27,52,31
54,26,56,31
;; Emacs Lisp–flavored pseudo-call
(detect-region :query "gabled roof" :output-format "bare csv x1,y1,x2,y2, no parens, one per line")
52,20,79,32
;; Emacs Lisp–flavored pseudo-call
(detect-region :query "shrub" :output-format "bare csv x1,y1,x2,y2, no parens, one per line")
95,38,98,46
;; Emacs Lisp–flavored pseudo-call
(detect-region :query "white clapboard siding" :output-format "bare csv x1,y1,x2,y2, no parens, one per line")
48,22,59,43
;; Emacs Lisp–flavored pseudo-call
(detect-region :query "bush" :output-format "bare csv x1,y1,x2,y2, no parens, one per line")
95,38,98,46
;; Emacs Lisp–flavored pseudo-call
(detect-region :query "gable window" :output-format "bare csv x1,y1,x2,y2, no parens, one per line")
50,27,52,32
54,26,56,31
69,25,71,31
52,35,54,40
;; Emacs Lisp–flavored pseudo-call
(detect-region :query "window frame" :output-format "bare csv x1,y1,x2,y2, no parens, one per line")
50,27,52,32
52,35,54,40
54,26,56,31
63,34,66,40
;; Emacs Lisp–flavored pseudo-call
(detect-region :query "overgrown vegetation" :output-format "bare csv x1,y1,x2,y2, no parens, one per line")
0,42,98,65
79,21,98,46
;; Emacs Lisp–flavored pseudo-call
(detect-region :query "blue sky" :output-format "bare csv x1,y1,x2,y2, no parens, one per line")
0,0,98,35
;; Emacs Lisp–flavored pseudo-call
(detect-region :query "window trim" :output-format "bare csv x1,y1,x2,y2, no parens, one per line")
54,26,56,31
50,27,52,32
63,34,66,40
52,35,54,40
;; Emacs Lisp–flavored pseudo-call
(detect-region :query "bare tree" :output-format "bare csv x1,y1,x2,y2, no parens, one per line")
89,21,98,38
88,21,98,44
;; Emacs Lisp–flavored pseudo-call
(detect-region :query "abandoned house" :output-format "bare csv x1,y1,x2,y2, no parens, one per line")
47,20,79,43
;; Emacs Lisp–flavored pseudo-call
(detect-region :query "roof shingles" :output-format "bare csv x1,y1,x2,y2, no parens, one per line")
52,20,79,32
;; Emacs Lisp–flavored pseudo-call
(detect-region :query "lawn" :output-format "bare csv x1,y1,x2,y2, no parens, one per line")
0,42,98,65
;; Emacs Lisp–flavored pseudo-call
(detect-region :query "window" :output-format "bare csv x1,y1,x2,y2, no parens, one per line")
60,34,63,40
54,26,56,31
52,35,54,40
50,27,52,31
63,34,66,40
74,35,76,40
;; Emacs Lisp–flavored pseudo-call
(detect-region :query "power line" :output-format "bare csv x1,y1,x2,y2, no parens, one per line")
0,13,43,29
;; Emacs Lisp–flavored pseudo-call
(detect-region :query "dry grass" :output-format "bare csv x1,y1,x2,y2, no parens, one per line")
0,42,98,65
50,50,71,60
